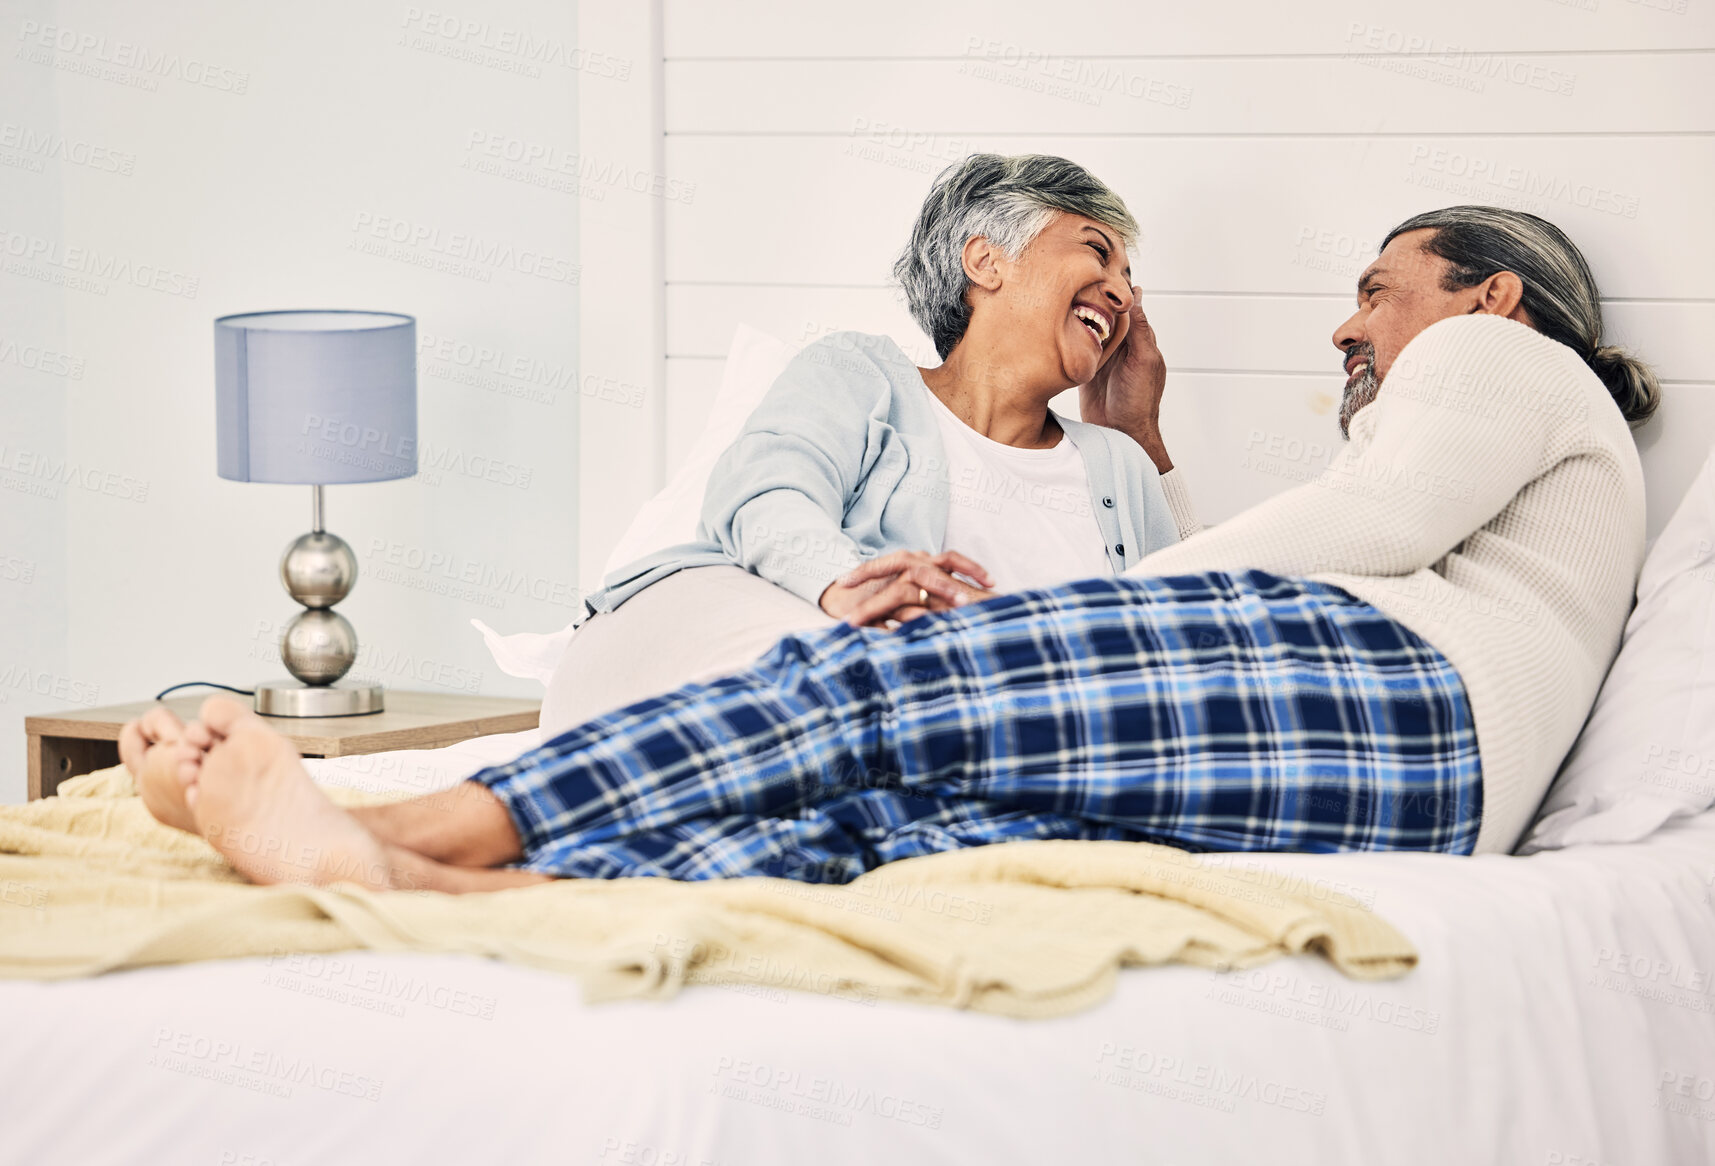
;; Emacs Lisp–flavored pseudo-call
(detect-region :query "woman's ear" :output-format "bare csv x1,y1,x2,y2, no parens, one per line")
961,235,1005,292
1472,270,1528,322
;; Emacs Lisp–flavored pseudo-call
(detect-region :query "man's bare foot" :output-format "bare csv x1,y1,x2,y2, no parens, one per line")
119,706,205,833
190,696,398,891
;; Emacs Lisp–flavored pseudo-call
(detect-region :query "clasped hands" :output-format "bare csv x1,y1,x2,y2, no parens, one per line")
818,550,997,628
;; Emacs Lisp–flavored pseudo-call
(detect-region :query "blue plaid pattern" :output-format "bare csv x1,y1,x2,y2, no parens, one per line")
469,571,1483,881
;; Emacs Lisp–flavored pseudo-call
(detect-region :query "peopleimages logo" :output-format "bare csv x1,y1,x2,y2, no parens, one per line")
1343,24,1577,96
399,8,631,78
1406,146,1640,219
148,1028,382,1101
0,122,136,174
960,37,1194,109
0,229,199,298
464,132,695,203
365,539,583,610
0,555,37,585
0,337,85,380
0,665,100,706
349,211,579,285
15,19,250,93
417,332,639,409
0,444,149,504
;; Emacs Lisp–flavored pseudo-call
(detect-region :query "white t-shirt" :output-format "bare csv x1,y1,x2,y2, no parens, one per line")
923,387,1114,592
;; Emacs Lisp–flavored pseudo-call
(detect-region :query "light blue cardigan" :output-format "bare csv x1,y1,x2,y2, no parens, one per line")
581,332,1183,621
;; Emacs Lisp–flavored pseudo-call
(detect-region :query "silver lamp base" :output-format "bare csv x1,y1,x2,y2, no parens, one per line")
254,679,385,718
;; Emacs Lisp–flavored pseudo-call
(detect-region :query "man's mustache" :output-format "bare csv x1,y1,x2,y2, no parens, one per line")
1343,342,1376,380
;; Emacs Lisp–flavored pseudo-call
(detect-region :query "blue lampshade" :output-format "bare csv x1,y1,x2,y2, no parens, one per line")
214,310,417,484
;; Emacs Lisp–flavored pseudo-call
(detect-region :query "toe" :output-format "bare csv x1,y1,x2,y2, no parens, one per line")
174,746,202,786
140,705,185,742
198,695,254,740
118,721,146,774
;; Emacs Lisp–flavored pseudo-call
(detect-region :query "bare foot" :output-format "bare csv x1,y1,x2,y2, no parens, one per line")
190,696,397,891
119,706,205,833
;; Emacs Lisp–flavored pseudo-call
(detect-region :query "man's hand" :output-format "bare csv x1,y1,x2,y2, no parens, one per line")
819,550,996,628
1080,289,1173,473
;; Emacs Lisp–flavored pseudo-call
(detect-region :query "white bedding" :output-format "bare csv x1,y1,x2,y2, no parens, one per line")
4,740,1714,1166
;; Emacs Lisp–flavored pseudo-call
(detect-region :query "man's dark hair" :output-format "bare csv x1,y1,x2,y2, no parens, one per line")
1385,206,1659,424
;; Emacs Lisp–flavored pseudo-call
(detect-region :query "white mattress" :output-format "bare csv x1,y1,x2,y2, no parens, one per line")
4,738,1714,1165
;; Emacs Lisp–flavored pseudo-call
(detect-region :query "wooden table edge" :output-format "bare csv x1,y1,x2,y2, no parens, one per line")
22,696,541,799
309,710,543,756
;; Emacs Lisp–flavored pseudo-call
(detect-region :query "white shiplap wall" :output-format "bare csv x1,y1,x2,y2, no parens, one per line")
647,0,1715,542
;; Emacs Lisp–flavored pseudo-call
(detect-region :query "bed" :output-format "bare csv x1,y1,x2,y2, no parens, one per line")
3,727,1713,1166
9,328,1715,1163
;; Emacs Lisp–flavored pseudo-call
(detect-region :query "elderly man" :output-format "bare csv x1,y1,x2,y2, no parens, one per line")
124,204,1657,893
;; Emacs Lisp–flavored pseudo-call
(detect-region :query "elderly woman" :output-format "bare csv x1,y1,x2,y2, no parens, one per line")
545,154,1197,732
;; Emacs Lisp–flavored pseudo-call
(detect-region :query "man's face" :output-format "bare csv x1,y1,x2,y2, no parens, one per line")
1330,228,1481,438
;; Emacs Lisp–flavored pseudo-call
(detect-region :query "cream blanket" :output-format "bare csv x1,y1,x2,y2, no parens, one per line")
0,767,1416,1018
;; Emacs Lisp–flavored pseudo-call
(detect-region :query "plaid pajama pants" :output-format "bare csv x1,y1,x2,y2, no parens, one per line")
469,571,1483,881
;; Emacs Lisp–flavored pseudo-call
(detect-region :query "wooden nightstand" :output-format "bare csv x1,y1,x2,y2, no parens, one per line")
24,690,541,800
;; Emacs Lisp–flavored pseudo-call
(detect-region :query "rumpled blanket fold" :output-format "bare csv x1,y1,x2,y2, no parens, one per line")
0,766,1416,1018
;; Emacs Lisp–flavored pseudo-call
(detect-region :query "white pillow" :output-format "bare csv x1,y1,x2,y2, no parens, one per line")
1518,446,1715,852
471,324,798,685
601,324,798,574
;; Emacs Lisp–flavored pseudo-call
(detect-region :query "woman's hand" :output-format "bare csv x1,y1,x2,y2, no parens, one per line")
819,550,996,628
1080,289,1173,473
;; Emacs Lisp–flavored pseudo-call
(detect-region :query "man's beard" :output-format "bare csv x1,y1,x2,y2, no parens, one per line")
1338,343,1380,440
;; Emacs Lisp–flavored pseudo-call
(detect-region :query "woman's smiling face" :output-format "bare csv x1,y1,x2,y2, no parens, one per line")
970,212,1136,388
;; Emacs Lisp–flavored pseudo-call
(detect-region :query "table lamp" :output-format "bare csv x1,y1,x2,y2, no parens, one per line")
214,310,417,717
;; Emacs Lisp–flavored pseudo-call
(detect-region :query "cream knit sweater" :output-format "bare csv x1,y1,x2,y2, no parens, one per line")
1129,314,1646,854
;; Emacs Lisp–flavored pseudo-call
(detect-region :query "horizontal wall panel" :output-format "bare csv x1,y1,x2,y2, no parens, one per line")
665,0,1715,58
667,285,1715,385
664,135,1714,299
667,55,1712,136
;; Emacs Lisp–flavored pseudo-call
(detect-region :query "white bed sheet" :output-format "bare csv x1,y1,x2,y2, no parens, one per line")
3,740,1714,1166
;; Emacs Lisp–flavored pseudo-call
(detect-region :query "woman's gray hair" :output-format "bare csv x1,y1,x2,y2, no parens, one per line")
894,154,1139,360
1383,206,1661,425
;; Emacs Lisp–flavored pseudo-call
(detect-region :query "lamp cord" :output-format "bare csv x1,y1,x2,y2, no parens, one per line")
153,681,257,701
